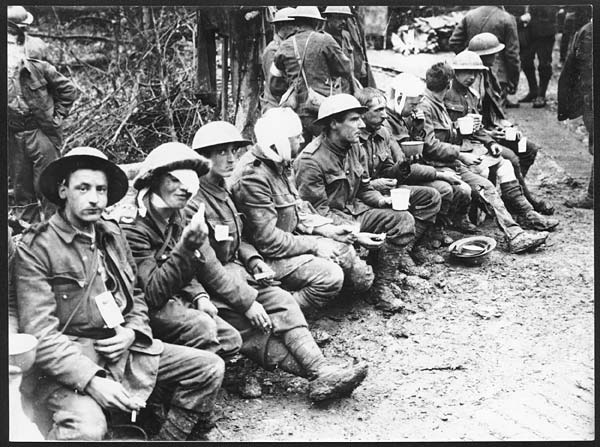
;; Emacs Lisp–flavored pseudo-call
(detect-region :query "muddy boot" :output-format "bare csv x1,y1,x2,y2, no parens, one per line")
500,180,559,231
565,194,593,209
282,328,368,402
412,245,445,264
429,220,454,247
397,246,431,279
153,406,214,441
507,230,549,254
366,243,406,312
450,213,479,234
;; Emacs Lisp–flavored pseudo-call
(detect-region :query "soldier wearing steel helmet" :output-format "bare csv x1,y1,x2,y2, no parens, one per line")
15,147,225,440
444,51,558,234
260,7,297,111
468,33,555,215
294,94,421,313
121,142,243,363
449,5,521,109
229,108,375,313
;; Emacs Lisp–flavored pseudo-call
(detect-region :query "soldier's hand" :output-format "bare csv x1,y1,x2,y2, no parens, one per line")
488,143,502,157
85,376,143,412
328,223,359,244
94,326,135,363
194,295,218,318
435,170,462,185
182,202,209,250
250,259,276,287
407,154,423,164
244,301,272,332
314,238,341,261
458,153,483,166
355,232,386,249
489,128,506,140
371,178,398,192
378,196,393,208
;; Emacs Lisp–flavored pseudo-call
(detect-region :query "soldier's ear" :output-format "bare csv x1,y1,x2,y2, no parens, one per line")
58,180,68,200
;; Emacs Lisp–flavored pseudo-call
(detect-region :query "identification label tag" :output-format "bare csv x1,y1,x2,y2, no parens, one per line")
518,136,527,153
214,224,233,242
94,291,125,328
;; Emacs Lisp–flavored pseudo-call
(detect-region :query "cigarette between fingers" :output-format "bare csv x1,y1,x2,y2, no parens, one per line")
131,410,137,423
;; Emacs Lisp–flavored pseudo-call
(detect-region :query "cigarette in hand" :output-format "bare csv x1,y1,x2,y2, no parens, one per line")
131,410,137,423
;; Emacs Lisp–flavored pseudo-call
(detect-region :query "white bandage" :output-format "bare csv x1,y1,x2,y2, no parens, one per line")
170,169,200,197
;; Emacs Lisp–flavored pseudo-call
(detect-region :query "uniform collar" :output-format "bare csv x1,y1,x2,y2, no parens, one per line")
322,135,351,158
199,175,229,201
250,145,288,175
359,126,386,142
144,194,183,236
49,210,119,244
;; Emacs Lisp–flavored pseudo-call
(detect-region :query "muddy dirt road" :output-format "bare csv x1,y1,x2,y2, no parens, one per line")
210,43,594,442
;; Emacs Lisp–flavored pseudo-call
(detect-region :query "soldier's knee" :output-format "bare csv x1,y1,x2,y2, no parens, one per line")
50,397,107,440
187,310,218,339
322,261,344,292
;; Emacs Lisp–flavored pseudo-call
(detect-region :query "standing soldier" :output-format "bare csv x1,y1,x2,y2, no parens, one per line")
560,20,593,209
260,7,297,112
8,6,77,227
323,6,357,93
511,6,560,108
270,6,353,142
15,147,225,440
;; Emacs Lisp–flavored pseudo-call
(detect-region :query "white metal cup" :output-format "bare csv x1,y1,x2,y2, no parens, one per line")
467,113,482,130
390,187,411,211
457,116,474,135
504,127,517,141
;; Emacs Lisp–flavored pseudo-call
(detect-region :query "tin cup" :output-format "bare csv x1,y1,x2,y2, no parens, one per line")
457,116,474,135
390,187,411,211
467,113,482,131
504,127,517,141
400,140,424,157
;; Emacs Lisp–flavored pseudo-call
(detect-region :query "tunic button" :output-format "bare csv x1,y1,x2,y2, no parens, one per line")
62,294,68,299
160,255,168,260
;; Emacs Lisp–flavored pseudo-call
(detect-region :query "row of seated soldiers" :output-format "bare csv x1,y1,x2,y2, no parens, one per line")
9,41,559,444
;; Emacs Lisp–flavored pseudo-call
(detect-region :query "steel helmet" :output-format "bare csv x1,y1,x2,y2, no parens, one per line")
323,6,353,16
289,6,325,21
7,6,34,27
451,50,487,71
468,32,505,56
191,121,251,153
133,142,210,190
270,7,296,23
314,94,368,125
39,147,129,206
387,72,426,115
